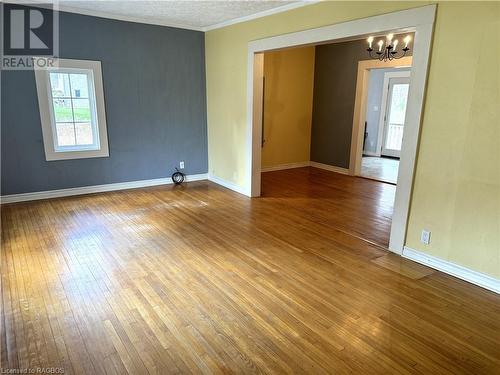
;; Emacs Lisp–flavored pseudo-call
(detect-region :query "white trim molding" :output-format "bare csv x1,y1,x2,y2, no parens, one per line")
22,0,320,32
0,174,208,204
310,162,349,175
18,1,205,31
246,5,436,256
34,58,110,161
403,247,500,294
204,1,321,31
261,161,310,172
208,175,250,196
376,70,412,157
260,161,349,174
350,56,412,174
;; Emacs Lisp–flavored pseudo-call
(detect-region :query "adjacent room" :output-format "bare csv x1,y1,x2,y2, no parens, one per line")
259,36,413,246
361,64,411,184
1,1,499,374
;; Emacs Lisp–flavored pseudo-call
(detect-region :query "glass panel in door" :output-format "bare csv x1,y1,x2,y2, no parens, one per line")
382,78,410,157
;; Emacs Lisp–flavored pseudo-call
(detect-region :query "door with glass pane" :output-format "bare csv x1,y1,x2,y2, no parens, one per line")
381,77,410,158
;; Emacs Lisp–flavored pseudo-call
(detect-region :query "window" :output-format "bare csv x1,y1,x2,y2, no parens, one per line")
35,58,109,160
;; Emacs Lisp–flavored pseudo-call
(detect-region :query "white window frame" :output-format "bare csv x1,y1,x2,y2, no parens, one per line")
35,58,109,161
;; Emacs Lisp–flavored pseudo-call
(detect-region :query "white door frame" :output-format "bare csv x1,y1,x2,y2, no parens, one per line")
351,57,412,175
246,5,436,254
377,70,411,157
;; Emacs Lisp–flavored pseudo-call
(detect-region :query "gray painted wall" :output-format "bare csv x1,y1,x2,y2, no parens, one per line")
310,36,412,168
1,10,207,195
364,67,411,154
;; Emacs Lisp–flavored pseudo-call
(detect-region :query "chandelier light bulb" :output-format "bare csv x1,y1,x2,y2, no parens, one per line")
378,40,384,51
404,35,411,48
367,36,374,49
367,33,411,61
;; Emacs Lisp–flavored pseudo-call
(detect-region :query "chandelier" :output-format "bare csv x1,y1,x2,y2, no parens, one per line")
366,34,411,61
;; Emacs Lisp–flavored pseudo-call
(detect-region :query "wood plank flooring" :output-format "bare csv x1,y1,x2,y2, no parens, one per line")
1,167,499,374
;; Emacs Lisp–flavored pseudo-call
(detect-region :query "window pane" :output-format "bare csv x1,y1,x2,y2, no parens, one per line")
388,84,409,125
385,124,404,151
72,99,91,122
53,99,73,122
69,73,89,98
75,123,94,145
55,123,76,146
49,73,71,98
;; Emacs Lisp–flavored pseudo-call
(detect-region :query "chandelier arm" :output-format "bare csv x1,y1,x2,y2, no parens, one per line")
384,48,391,62
367,46,410,61
393,48,409,60
367,49,379,59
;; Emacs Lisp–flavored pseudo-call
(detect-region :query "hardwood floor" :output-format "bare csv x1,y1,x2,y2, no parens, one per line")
261,167,396,248
1,167,499,374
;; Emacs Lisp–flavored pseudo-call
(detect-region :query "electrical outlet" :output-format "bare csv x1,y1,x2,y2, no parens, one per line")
421,230,431,245
179,161,185,169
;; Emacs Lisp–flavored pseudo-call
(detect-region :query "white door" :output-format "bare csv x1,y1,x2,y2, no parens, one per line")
381,77,410,158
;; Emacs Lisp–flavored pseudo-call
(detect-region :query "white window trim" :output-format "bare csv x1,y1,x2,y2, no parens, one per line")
35,58,109,161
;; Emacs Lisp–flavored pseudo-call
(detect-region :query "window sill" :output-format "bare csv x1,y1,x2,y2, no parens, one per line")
45,148,110,161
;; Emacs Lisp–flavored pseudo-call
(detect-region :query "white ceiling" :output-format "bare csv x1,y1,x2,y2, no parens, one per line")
47,1,314,31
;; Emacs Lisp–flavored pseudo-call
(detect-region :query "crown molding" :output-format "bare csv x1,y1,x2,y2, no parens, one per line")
3,0,320,33
4,0,205,31
203,1,321,32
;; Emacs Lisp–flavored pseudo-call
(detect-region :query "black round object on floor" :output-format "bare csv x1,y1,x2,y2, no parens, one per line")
172,168,185,185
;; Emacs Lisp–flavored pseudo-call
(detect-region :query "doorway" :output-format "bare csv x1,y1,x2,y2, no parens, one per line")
361,69,411,184
381,72,410,158
247,5,435,254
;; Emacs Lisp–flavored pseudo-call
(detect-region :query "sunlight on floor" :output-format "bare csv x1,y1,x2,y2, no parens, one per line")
361,156,399,184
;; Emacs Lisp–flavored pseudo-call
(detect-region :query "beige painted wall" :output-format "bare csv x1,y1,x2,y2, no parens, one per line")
405,2,500,277
205,2,500,278
262,47,315,168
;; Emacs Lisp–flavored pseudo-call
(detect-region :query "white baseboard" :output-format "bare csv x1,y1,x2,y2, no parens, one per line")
362,151,379,157
261,161,310,172
403,247,500,294
310,161,349,175
210,161,348,196
0,173,208,204
208,174,250,196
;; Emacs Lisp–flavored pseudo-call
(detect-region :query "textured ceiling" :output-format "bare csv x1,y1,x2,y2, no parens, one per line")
55,0,302,30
